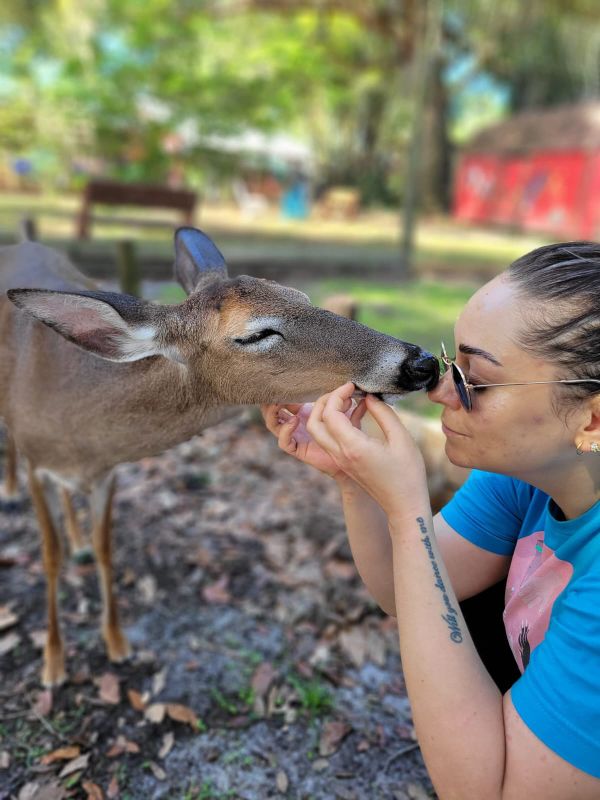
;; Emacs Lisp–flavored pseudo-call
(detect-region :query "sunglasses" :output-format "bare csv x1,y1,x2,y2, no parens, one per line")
440,342,600,412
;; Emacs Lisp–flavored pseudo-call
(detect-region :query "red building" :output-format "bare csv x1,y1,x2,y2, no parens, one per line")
453,101,600,240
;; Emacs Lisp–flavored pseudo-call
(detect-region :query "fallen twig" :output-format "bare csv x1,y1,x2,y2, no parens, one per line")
384,742,420,772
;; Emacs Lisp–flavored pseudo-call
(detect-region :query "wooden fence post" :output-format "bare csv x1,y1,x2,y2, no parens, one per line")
19,217,38,242
116,240,141,297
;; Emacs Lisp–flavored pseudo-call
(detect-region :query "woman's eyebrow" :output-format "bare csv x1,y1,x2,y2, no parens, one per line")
458,344,503,366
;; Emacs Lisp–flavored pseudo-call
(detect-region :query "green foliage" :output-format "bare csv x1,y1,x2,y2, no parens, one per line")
182,779,237,800
195,717,207,733
288,674,334,718
210,687,239,716
0,1,596,199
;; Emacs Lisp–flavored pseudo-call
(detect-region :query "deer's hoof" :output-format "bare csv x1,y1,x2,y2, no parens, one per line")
105,629,132,663
42,651,66,688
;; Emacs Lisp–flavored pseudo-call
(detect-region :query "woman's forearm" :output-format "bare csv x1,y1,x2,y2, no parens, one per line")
389,506,506,800
337,478,397,615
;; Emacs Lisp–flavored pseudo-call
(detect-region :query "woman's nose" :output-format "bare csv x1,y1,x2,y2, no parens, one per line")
428,369,462,409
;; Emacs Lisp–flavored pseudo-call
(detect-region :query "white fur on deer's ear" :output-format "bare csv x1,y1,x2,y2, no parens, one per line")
174,227,228,295
7,288,181,364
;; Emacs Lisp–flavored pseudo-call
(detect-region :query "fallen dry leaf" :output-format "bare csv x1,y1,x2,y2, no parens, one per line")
166,703,198,728
338,627,370,668
40,745,81,765
32,689,53,717
202,575,231,604
276,769,289,793
28,629,47,649
158,732,174,760
318,720,352,757
145,703,166,724
82,781,104,800
0,604,18,631
251,661,276,696
152,667,167,697
127,688,146,711
18,782,66,800
148,761,167,781
58,752,90,778
97,672,120,705
106,736,140,757
137,574,157,604
0,631,20,656
365,627,387,666
406,782,431,800
324,559,357,581
107,775,119,799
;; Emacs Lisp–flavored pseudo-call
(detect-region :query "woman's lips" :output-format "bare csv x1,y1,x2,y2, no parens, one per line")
441,420,468,437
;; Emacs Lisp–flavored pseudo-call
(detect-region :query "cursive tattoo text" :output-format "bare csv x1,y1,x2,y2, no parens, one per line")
417,517,463,644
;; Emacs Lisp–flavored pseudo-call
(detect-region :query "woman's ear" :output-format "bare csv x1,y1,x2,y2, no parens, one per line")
573,395,600,452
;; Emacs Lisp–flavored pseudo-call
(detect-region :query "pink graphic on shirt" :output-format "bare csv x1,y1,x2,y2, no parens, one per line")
503,533,573,672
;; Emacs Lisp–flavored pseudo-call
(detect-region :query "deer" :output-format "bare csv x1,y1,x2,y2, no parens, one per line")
0,227,439,687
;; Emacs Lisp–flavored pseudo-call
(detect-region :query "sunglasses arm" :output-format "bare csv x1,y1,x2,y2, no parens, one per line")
468,379,600,391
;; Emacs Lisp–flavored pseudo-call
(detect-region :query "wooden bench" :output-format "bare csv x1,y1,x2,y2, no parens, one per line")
76,179,198,239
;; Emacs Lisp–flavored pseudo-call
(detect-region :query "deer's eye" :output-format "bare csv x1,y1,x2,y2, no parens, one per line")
234,329,283,345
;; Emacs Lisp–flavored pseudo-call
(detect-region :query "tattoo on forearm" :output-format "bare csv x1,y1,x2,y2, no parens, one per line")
416,517,463,644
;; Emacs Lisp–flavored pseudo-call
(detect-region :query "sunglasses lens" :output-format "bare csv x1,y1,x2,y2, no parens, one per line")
451,363,472,411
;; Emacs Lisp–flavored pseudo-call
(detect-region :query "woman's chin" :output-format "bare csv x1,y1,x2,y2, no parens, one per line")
444,441,472,469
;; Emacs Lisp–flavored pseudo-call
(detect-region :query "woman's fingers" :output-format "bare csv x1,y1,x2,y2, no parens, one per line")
320,385,369,448
277,413,300,454
363,394,405,442
306,391,345,455
350,398,368,429
261,403,304,435
260,404,281,434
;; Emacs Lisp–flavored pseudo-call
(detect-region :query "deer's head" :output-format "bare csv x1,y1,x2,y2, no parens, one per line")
8,228,439,404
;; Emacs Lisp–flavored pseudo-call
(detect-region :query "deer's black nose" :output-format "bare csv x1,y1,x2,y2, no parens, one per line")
398,351,440,391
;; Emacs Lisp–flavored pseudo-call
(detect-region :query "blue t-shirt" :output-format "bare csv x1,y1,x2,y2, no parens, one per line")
441,470,600,779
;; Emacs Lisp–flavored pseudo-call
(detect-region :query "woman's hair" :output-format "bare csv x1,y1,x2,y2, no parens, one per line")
508,241,600,398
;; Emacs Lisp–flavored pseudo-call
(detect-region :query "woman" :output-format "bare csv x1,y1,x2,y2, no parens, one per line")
261,242,600,799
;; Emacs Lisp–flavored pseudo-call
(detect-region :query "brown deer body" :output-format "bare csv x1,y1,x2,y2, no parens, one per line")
0,228,438,686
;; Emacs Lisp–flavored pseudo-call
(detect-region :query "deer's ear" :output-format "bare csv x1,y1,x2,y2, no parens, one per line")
174,227,228,294
7,289,177,363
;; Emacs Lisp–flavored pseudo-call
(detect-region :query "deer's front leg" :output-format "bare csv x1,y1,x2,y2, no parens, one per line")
60,487,93,563
27,464,66,687
4,431,18,496
90,473,131,662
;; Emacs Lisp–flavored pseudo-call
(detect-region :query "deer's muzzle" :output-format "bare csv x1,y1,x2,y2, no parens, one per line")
397,351,440,392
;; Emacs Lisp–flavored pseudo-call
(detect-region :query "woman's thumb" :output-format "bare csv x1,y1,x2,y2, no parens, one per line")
364,395,402,441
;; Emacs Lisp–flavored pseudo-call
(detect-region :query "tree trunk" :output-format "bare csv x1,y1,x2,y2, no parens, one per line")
420,51,452,212
398,0,442,279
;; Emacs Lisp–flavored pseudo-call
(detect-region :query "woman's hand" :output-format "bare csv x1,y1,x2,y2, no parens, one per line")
304,382,429,517
260,398,368,482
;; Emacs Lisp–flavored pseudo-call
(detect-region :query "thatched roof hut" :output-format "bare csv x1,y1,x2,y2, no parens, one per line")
466,101,600,155
453,101,600,239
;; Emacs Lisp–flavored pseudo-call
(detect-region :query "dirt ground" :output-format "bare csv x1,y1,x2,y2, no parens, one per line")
0,412,435,800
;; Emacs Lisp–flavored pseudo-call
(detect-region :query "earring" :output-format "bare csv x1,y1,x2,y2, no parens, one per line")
592,442,600,453
576,442,585,455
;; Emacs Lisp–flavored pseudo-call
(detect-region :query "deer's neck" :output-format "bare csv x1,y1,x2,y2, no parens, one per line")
50,355,239,480
115,356,237,449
